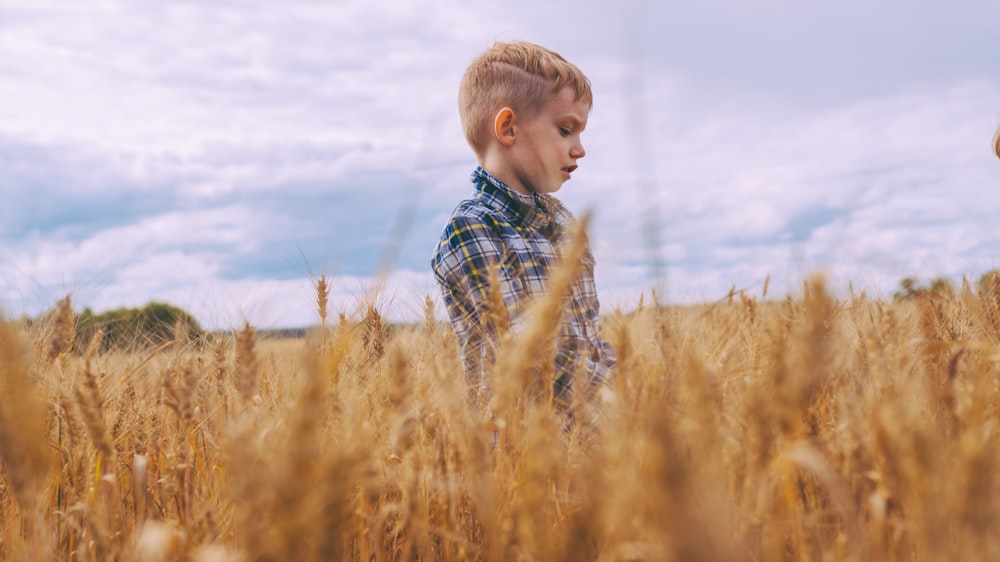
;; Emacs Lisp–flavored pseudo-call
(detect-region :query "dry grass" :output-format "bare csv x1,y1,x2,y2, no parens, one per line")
2,273,1000,561
993,122,1000,159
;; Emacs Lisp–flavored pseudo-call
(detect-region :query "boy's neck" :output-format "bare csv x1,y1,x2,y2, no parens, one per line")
479,152,531,197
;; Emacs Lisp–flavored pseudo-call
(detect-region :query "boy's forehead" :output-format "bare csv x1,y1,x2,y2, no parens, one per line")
544,87,591,121
545,86,592,111
554,110,588,131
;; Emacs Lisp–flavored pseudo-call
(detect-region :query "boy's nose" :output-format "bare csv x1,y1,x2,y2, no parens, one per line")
571,142,586,159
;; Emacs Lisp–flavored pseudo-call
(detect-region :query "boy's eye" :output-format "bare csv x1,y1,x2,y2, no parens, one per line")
559,127,571,137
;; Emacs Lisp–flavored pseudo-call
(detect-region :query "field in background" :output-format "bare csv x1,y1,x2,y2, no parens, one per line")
2,274,1000,561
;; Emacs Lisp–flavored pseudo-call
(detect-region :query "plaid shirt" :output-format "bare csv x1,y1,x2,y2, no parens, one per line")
431,166,616,403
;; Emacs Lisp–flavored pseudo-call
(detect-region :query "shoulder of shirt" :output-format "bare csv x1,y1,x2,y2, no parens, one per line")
539,194,575,223
445,197,510,227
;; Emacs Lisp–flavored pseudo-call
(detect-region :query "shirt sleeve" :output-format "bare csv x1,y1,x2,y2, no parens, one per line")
552,327,617,402
548,233,617,403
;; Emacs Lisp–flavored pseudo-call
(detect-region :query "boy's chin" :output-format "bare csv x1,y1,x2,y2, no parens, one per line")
525,178,564,195
543,180,566,194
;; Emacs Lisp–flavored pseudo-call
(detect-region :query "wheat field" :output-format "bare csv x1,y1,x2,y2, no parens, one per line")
2,271,1000,561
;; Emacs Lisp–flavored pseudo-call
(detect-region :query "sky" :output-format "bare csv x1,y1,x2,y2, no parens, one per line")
2,0,999,330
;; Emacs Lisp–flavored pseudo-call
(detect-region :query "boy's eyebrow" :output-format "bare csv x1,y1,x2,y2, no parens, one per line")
559,114,587,130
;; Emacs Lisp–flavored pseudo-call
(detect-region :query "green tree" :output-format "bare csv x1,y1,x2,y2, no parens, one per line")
893,276,925,301
929,276,955,298
75,301,203,352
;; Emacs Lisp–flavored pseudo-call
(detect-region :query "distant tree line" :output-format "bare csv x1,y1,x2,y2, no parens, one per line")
25,300,204,353
894,270,1000,301
76,301,204,352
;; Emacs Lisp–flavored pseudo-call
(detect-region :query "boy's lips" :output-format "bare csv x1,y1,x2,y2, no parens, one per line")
561,165,578,178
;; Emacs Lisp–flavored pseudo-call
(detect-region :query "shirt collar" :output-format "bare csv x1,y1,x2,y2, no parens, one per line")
471,166,554,230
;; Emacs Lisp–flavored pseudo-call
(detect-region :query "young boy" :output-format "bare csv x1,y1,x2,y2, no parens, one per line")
431,41,616,408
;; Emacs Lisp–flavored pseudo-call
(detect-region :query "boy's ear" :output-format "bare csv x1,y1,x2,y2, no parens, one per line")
493,107,516,146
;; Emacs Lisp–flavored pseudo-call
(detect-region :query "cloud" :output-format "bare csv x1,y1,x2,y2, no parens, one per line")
2,0,998,330
572,77,1000,303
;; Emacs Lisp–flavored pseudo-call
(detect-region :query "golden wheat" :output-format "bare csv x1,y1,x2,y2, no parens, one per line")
993,122,1000,159
1,270,1000,560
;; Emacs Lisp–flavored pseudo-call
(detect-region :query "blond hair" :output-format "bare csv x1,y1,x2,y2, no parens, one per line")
458,41,592,158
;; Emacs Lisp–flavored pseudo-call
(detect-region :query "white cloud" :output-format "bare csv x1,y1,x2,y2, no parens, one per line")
567,77,1000,308
2,0,998,330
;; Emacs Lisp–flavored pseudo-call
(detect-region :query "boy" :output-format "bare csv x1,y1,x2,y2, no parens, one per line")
431,41,616,408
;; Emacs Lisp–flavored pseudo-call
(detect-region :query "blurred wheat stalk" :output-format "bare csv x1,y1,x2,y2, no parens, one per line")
992,122,1000,159
2,272,1000,561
